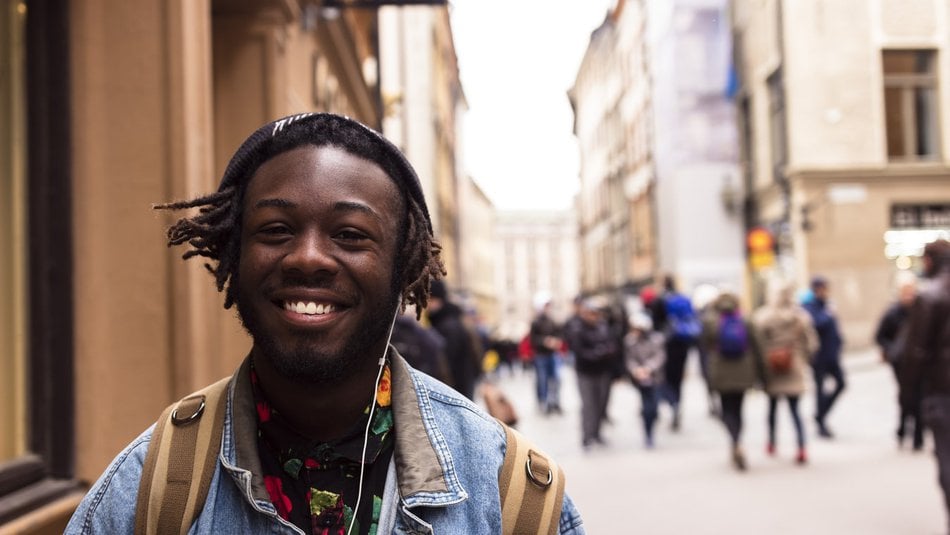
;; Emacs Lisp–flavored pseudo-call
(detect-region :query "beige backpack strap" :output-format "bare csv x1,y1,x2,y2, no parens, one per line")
498,421,566,535
134,376,231,535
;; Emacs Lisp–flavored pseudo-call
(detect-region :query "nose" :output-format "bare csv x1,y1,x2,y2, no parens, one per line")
280,230,339,277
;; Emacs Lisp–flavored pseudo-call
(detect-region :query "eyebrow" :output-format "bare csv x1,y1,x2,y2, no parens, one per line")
253,198,296,210
252,198,383,221
333,200,382,222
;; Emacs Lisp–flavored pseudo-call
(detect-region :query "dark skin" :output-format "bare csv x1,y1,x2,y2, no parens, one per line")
237,145,405,442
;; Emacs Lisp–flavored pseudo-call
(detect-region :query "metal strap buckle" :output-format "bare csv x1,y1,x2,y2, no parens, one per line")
525,451,553,488
171,395,206,427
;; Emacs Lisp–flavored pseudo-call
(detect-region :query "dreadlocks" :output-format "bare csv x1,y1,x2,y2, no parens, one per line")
154,113,445,316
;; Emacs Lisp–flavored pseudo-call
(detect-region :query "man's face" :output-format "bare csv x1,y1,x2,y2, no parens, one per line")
898,282,917,307
236,145,404,384
581,307,600,324
813,284,829,301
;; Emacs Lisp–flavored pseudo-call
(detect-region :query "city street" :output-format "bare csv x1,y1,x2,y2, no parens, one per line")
484,350,945,534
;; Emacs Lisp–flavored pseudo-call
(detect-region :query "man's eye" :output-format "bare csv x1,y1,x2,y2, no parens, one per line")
260,224,291,236
335,229,368,242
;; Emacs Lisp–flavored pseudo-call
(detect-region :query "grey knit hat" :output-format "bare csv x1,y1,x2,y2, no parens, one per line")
217,112,433,233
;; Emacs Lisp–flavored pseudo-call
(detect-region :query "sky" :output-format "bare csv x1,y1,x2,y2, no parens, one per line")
449,0,614,211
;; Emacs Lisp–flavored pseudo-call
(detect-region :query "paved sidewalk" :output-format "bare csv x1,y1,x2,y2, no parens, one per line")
483,349,945,534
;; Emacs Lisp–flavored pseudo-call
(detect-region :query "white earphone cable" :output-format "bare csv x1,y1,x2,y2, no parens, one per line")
347,301,400,535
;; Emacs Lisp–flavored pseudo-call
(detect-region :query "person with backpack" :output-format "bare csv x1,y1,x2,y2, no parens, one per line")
701,292,762,471
651,275,701,431
752,279,819,465
64,114,584,534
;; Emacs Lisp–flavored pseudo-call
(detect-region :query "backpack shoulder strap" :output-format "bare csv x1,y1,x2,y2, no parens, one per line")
497,420,566,535
134,376,231,535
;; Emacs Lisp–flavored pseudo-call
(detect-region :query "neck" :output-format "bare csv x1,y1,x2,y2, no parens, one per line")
250,346,385,442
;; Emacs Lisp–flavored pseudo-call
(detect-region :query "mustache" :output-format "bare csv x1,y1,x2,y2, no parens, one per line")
265,275,358,301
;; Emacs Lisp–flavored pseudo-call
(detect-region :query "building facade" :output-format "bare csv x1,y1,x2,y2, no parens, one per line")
378,5,466,291
457,177,498,327
571,0,743,307
0,0,451,531
733,0,950,347
493,210,580,342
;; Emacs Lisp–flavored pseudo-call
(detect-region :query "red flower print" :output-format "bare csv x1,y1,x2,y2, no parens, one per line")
264,475,292,520
256,401,271,423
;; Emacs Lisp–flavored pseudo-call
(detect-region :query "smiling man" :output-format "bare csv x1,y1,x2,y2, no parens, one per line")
65,113,584,535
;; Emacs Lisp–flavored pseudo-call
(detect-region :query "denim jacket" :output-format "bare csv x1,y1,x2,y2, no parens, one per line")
66,350,585,534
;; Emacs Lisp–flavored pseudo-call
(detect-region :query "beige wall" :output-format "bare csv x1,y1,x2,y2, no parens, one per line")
796,173,950,347
783,0,880,169
735,0,950,349
69,0,251,483
9,0,380,531
68,0,378,488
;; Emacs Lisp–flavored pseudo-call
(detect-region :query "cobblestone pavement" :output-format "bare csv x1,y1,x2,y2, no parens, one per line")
482,349,945,534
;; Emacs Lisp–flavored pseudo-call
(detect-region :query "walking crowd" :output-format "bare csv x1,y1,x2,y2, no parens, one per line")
493,273,845,471
385,238,950,532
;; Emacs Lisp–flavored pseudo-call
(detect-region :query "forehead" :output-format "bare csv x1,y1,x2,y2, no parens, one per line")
244,144,403,216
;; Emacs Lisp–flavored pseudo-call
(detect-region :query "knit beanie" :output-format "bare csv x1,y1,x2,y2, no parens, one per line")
217,112,433,233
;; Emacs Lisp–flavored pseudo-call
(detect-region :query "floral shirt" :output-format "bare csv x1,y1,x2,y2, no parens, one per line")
251,363,394,535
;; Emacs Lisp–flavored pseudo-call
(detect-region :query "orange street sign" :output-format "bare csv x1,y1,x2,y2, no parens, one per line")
747,227,774,253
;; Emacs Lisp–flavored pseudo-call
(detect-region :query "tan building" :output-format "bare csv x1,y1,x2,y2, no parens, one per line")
571,0,744,306
458,177,498,327
0,0,449,531
493,210,580,342
733,0,950,347
378,5,466,291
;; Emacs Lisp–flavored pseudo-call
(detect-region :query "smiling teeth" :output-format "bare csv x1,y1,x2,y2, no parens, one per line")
284,301,335,315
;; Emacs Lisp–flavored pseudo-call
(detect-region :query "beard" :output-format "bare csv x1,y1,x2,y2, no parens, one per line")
234,275,401,386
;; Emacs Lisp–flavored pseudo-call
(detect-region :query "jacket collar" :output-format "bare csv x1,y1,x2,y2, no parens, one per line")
389,347,467,505
223,348,466,507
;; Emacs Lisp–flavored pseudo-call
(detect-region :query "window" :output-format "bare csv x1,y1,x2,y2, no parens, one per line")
883,50,939,161
1,0,27,467
767,67,787,181
0,0,78,523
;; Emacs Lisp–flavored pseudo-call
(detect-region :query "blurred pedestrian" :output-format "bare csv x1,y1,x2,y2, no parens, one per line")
568,300,619,449
651,275,701,431
874,272,922,450
563,295,585,360
900,238,950,531
530,292,564,414
694,283,724,418
600,302,628,425
426,280,482,400
702,292,761,471
624,313,665,449
803,275,846,438
489,336,518,378
753,280,819,465
390,312,451,384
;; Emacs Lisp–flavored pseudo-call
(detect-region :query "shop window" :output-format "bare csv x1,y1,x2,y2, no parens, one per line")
883,50,939,161
0,0,27,467
0,0,78,524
